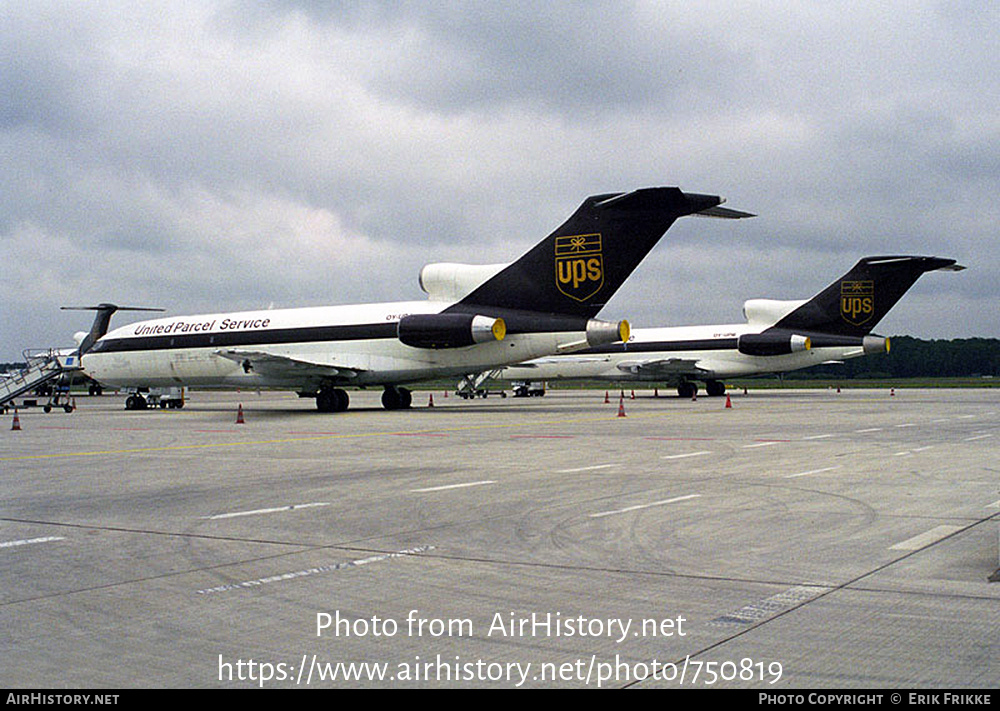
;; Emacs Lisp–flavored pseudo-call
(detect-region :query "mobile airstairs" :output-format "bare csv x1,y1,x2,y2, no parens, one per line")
1,349,83,413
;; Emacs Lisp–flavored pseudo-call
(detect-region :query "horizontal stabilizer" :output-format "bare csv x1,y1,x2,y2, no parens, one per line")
62,304,167,355
693,205,757,219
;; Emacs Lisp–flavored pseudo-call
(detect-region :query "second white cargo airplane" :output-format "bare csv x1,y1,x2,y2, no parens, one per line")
494,255,963,397
77,187,752,411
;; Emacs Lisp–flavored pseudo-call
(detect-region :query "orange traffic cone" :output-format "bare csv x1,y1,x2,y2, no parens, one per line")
236,403,245,424
428,393,435,407
654,388,659,398
604,390,610,404
617,395,627,418
725,395,732,409
630,390,635,400
11,409,21,431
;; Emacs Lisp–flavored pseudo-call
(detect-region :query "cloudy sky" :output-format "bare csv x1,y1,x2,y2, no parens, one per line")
2,1,997,361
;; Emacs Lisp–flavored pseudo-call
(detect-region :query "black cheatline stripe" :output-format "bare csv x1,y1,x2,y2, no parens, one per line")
89,322,400,354
89,315,595,355
585,338,740,355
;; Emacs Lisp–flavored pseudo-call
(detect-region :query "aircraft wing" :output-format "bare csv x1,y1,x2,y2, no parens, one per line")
214,349,366,380
615,358,713,377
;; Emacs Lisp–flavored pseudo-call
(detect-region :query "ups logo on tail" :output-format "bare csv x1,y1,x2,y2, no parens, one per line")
555,233,604,302
841,280,874,326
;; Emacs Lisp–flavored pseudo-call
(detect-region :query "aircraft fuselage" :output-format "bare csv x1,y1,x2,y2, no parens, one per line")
82,299,597,391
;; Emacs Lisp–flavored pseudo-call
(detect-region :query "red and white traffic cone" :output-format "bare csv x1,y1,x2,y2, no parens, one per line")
11,408,21,431
617,395,627,418
236,403,245,424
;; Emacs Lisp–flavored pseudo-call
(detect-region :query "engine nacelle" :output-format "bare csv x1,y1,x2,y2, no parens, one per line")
862,335,890,355
737,332,811,356
587,318,630,347
397,313,506,349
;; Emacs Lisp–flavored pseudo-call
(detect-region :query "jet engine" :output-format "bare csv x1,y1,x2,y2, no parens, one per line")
862,335,889,355
397,313,506,349
737,331,811,356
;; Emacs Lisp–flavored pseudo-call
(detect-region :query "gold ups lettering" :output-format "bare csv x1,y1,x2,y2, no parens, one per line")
841,280,874,326
555,234,604,302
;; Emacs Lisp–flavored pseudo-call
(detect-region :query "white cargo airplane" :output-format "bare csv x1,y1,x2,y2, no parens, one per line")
495,255,964,397
76,187,752,411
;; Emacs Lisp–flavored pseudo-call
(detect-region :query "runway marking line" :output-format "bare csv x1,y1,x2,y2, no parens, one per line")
784,466,841,479
589,494,701,519
889,525,964,551
411,480,496,493
202,502,331,520
661,451,711,460
710,585,833,626
556,464,614,473
195,544,434,595
0,535,66,549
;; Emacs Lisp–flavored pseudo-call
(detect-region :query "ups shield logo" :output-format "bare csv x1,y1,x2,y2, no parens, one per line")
840,280,874,326
555,233,603,302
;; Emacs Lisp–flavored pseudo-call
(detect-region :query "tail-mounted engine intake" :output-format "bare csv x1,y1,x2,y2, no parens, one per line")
398,313,506,349
737,331,811,356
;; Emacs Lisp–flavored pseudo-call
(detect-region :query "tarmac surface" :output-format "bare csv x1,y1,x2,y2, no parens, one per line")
1,387,998,688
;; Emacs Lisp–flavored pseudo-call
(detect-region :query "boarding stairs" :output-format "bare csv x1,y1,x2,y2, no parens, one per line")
0,349,83,410
455,368,505,399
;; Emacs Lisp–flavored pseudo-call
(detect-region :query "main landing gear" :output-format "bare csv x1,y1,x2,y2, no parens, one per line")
380,385,412,410
314,386,413,412
316,387,349,413
676,379,726,398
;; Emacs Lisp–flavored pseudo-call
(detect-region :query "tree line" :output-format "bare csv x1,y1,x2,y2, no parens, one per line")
798,336,1000,379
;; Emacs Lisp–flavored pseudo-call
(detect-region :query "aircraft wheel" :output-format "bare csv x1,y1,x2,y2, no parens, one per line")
317,388,349,413
381,386,412,410
705,380,726,397
677,382,697,399
381,387,400,410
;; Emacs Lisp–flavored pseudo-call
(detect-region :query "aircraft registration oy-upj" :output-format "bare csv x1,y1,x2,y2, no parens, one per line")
73,187,753,412
494,255,964,397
